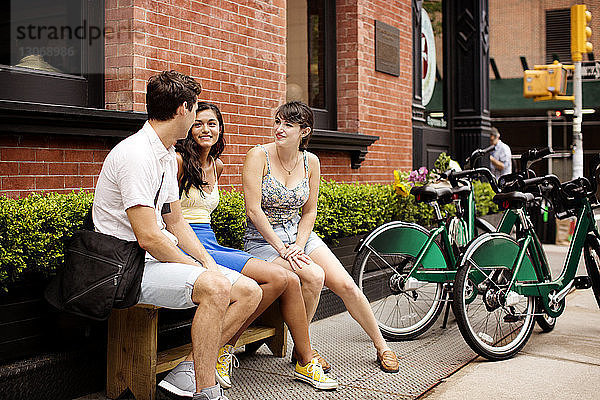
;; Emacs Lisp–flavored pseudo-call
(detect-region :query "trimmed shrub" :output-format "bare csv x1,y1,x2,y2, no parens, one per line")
211,189,246,250
0,180,498,292
0,191,93,292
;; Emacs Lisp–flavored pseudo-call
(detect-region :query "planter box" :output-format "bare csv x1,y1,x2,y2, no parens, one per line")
0,282,50,363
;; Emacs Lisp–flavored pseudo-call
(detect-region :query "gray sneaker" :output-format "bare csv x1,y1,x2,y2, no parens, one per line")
192,383,229,400
158,361,195,398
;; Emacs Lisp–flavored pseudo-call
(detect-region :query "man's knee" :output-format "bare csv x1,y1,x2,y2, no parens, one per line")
234,276,262,306
192,271,231,305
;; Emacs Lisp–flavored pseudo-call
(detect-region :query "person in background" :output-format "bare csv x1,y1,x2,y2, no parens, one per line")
489,127,512,179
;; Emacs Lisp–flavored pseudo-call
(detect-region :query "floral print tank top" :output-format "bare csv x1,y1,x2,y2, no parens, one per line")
258,144,310,225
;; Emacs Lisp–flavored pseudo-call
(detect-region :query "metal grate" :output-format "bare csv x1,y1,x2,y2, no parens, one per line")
546,9,571,64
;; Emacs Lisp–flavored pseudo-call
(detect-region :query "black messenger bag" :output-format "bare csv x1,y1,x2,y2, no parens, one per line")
45,173,164,320
44,223,146,320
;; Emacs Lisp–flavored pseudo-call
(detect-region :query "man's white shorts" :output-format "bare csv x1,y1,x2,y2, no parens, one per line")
138,256,241,309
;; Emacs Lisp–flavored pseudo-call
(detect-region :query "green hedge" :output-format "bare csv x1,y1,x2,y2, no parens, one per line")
0,191,93,292
0,180,497,292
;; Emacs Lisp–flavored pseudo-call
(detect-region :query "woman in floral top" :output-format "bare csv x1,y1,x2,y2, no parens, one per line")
243,101,399,373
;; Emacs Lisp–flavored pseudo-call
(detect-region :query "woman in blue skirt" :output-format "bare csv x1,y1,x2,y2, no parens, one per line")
157,102,336,397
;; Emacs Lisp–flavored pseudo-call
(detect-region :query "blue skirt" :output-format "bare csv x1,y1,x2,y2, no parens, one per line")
190,223,253,273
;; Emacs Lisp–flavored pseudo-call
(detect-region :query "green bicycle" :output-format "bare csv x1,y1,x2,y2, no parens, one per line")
351,147,508,340
452,164,600,360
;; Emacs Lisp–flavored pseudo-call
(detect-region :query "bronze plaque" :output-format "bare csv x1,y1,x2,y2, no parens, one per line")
375,20,400,76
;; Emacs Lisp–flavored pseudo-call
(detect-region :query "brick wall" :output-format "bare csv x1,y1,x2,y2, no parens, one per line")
0,135,117,199
1,0,413,198
491,0,600,79
104,0,287,188
327,0,413,183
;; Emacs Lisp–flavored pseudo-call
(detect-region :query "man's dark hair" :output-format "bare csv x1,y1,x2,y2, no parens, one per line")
275,101,314,150
175,102,226,197
146,71,202,121
491,126,500,138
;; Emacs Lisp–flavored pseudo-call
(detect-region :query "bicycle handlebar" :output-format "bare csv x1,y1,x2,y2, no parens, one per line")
521,174,561,190
444,168,500,192
465,145,496,168
519,147,553,171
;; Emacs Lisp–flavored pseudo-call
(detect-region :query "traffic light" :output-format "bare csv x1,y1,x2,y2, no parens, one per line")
571,4,593,62
523,61,573,100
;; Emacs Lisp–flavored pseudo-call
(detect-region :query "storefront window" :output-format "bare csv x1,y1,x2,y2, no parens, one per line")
3,0,84,75
286,0,336,130
0,0,103,107
422,1,445,128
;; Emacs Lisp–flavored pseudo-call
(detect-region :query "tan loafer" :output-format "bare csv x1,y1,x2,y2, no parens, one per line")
377,350,399,373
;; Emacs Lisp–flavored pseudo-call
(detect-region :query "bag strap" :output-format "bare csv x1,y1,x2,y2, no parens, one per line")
84,172,166,231
154,172,165,208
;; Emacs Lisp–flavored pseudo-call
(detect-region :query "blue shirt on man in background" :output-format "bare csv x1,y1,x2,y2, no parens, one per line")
490,127,512,179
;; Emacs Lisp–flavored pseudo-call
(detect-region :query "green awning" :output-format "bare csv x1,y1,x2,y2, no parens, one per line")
424,78,600,112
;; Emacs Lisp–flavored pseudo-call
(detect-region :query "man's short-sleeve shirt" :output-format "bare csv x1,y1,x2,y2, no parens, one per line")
93,121,179,241
490,139,512,179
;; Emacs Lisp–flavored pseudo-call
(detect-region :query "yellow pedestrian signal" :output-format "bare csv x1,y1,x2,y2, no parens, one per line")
524,70,550,97
546,61,569,95
523,61,574,100
571,4,593,62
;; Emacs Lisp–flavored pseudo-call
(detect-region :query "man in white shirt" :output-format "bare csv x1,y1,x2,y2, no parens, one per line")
93,71,261,400
490,127,513,179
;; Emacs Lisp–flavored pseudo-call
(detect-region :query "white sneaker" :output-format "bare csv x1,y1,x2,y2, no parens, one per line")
158,360,195,397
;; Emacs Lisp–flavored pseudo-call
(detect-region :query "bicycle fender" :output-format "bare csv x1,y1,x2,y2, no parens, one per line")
475,217,495,234
460,232,538,285
357,221,448,269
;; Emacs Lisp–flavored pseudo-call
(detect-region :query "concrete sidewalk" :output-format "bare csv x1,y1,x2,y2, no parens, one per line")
77,244,600,400
422,245,600,400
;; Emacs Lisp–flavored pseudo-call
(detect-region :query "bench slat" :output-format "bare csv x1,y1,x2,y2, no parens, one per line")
156,326,276,374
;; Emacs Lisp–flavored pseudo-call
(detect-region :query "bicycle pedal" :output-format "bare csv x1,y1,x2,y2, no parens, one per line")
574,276,592,290
503,314,522,323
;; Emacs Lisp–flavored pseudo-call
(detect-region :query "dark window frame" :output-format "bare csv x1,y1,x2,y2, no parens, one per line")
0,0,104,108
307,0,337,131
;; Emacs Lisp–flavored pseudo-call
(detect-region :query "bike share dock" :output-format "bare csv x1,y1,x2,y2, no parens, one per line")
77,245,599,400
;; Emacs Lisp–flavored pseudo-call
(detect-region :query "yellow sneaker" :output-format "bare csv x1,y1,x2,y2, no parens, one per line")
215,344,238,389
294,358,338,390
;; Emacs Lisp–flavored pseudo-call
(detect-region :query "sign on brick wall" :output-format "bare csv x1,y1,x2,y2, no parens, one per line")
375,20,400,76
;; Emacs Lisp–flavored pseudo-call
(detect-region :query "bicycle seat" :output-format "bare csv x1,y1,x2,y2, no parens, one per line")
493,191,535,210
450,185,471,201
411,185,452,204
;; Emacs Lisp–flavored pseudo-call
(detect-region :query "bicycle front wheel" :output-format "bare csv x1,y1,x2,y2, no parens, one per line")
453,241,536,360
352,247,445,340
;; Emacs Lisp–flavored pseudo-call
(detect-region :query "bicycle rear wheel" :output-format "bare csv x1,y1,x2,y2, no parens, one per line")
453,243,536,360
352,248,445,340
583,235,600,309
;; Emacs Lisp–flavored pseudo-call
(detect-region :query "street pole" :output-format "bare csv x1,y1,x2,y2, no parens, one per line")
547,111,553,175
573,60,583,178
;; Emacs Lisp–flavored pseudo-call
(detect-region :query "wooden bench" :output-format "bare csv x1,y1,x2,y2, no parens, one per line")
106,301,287,400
